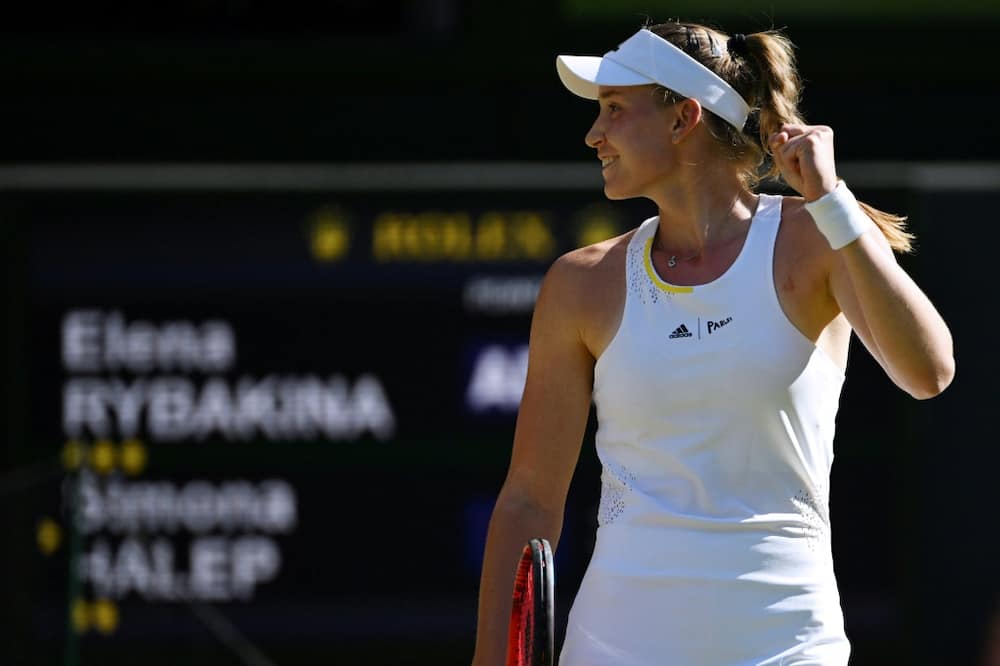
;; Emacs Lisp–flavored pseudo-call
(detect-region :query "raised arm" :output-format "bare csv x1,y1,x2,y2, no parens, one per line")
471,254,597,666
770,124,955,399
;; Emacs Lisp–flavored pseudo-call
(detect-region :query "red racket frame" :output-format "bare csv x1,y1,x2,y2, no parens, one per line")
506,537,554,666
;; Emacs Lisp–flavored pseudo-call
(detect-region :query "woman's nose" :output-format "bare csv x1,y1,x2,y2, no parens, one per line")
585,118,605,149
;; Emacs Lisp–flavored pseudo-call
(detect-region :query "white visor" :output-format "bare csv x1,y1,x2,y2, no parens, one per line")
556,28,751,131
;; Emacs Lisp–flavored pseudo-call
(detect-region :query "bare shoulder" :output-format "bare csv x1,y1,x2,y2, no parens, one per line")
776,195,841,279
542,229,632,302
779,196,833,256
555,228,633,268
536,229,634,358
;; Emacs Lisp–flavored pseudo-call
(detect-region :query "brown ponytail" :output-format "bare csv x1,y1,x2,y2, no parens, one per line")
647,21,914,253
740,31,804,181
856,201,914,252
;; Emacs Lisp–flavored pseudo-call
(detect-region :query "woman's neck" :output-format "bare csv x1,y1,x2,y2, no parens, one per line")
649,167,756,259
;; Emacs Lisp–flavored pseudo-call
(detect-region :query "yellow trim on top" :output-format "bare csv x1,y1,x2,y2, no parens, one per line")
643,236,694,294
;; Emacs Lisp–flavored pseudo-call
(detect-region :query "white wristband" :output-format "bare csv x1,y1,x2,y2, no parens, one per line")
803,181,874,250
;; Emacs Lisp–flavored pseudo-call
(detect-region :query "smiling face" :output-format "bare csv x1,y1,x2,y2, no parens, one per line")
585,85,682,200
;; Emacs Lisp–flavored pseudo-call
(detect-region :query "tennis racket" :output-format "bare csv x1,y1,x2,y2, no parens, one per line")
505,537,554,666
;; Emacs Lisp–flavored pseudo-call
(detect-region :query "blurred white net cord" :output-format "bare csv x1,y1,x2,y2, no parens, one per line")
0,162,997,191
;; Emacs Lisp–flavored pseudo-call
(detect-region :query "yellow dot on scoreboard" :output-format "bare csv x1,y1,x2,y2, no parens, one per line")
62,440,86,471
89,440,117,474
577,219,620,248
92,599,119,635
71,598,90,633
119,439,148,476
310,209,351,261
36,518,63,556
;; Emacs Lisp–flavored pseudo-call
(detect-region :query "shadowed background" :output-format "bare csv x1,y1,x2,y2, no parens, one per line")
1,1,997,665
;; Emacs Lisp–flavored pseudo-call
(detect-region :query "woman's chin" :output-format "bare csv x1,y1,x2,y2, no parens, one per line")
602,184,632,200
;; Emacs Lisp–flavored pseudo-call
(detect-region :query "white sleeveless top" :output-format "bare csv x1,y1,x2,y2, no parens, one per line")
559,194,851,666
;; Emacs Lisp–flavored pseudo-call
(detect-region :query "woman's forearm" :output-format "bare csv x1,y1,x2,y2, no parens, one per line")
838,232,955,398
471,489,564,666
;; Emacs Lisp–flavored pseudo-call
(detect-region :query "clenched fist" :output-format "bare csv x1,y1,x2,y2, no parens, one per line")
768,124,840,202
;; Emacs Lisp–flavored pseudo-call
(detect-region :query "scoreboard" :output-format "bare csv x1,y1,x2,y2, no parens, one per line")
4,171,665,665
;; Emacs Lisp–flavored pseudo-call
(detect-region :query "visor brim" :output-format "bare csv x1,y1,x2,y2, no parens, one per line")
556,55,655,100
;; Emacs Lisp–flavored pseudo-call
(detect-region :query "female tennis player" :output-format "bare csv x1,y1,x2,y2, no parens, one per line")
471,20,955,666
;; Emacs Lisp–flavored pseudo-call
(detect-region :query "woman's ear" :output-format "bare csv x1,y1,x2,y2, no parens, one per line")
671,98,703,144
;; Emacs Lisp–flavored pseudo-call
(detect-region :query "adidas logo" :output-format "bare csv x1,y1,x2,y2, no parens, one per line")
669,324,693,339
